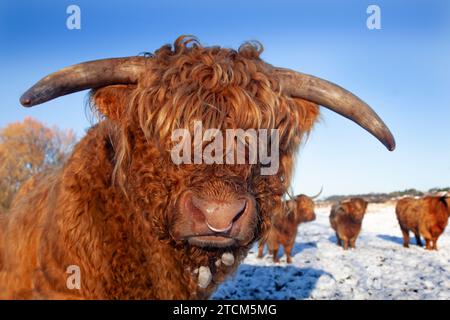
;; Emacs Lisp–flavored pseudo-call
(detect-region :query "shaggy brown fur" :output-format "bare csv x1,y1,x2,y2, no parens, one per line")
0,36,319,299
396,196,450,250
257,194,316,263
329,198,368,250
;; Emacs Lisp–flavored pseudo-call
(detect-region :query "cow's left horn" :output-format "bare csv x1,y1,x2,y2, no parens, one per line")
20,57,151,107
274,67,396,151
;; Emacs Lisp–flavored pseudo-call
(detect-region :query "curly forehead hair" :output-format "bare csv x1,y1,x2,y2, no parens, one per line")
92,35,319,189
135,36,318,140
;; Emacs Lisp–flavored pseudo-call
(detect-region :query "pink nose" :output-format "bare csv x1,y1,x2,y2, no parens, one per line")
186,194,248,233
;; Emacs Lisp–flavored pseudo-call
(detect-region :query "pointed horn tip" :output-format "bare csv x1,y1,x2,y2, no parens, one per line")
20,95,32,107
20,89,40,107
388,143,396,152
383,134,396,151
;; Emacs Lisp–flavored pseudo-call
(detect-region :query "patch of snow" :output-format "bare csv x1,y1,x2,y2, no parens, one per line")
212,204,450,300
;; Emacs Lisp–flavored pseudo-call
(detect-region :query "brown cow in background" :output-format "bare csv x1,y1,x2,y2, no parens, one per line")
330,198,368,250
257,194,317,263
396,194,450,250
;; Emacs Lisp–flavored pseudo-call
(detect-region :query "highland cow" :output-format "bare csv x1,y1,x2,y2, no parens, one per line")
330,198,368,250
0,36,395,299
257,193,317,263
396,195,450,250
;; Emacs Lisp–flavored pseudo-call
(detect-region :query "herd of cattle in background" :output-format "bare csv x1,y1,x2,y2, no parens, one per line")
258,192,450,263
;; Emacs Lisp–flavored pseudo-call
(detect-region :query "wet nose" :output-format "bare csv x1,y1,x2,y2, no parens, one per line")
186,194,248,233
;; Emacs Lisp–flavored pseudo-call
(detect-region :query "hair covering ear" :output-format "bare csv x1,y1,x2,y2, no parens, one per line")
91,85,134,120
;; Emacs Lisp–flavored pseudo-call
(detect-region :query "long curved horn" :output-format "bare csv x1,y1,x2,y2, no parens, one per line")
20,57,151,107
309,186,323,200
273,67,396,151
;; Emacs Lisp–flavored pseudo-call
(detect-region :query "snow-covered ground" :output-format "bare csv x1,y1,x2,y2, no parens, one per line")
212,204,450,300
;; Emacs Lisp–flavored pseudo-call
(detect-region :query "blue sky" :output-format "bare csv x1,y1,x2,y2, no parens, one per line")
1,0,449,197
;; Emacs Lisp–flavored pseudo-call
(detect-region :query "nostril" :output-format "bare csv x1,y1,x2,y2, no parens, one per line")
232,200,247,223
184,193,206,222
188,195,248,233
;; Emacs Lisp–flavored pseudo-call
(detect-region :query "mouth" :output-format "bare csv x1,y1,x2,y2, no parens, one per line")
186,234,236,248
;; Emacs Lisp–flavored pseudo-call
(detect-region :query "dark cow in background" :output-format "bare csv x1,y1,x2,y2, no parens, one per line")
330,198,368,250
396,194,450,250
258,193,317,263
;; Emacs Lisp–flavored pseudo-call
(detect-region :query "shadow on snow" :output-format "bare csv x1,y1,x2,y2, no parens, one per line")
212,264,328,300
377,234,404,245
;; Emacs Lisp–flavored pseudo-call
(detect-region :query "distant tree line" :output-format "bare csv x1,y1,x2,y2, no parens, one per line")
322,187,450,204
